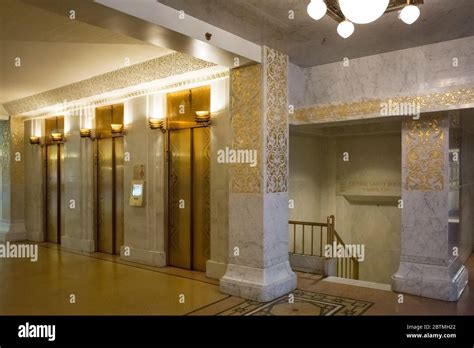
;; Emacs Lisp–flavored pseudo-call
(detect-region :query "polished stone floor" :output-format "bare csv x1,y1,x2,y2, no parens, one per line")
0,243,473,315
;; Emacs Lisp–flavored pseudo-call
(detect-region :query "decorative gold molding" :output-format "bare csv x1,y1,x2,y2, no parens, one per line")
405,116,445,191
4,53,216,116
293,87,474,124
230,64,262,194
18,70,228,119
264,47,288,194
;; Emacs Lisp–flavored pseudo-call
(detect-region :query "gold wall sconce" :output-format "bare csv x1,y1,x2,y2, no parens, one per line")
111,123,124,135
149,118,166,133
80,128,92,138
29,136,40,145
110,104,124,136
51,132,64,142
195,111,211,124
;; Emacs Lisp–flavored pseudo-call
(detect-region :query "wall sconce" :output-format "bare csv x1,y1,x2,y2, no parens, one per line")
149,118,166,133
29,136,40,145
80,128,92,138
195,111,211,124
51,132,64,142
109,104,124,136
111,123,124,135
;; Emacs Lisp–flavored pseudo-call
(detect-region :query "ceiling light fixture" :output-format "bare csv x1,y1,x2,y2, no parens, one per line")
338,0,389,24
307,0,327,21
337,19,354,39
399,1,420,24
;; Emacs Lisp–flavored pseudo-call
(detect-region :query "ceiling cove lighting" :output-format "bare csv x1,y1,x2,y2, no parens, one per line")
400,1,421,24
307,0,327,21
338,0,389,24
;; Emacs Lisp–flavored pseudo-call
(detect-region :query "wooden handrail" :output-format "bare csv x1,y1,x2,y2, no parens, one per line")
288,220,328,227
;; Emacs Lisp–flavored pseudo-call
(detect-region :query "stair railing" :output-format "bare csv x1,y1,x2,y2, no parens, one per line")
288,215,359,280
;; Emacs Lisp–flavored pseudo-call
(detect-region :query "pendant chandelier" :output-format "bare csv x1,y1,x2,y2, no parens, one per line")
307,0,422,39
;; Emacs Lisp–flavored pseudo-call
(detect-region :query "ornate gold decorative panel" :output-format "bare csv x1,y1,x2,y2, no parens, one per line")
230,64,262,194
294,87,474,124
263,47,289,193
405,116,445,191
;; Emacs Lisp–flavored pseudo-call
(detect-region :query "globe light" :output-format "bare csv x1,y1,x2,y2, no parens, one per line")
337,20,355,39
400,4,420,25
307,0,327,21
338,0,389,24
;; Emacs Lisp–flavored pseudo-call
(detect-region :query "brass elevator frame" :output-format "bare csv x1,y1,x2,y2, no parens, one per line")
45,143,63,244
44,116,64,244
166,86,211,271
94,104,124,255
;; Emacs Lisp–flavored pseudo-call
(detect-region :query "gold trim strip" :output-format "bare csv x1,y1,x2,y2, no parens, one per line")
292,87,474,124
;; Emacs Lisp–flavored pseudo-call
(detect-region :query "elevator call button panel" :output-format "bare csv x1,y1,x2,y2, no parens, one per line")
129,180,145,207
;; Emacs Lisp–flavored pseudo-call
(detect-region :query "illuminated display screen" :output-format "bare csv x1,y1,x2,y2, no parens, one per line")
132,184,143,197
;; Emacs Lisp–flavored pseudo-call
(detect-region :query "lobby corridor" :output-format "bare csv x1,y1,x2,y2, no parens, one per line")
0,244,226,315
1,244,473,316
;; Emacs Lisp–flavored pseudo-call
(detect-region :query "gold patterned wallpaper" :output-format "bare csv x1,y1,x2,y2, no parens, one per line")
230,64,262,194
1,120,11,184
405,116,445,191
293,87,474,124
4,53,215,116
263,47,288,194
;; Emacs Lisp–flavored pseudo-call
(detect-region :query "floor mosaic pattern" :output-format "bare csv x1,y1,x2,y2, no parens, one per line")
218,289,374,316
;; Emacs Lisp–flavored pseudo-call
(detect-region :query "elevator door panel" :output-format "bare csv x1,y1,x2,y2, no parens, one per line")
169,129,192,269
97,137,124,255
46,144,61,244
114,137,124,253
169,128,210,271
97,138,114,254
192,127,210,271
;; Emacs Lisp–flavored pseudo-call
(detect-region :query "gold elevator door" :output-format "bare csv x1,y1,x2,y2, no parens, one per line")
169,127,210,271
46,144,63,244
96,137,124,255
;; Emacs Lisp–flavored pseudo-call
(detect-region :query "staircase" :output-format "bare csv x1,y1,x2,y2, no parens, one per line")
288,215,359,280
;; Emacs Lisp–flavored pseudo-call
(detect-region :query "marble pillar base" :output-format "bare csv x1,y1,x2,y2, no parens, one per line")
61,236,95,253
26,231,44,243
206,260,228,280
392,260,468,302
120,246,166,267
220,260,297,302
0,221,26,242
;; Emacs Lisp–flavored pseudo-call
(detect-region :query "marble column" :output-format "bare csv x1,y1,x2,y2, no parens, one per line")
120,95,167,267
24,119,44,242
206,77,231,280
220,47,296,302
0,117,26,241
392,114,468,301
61,113,96,252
